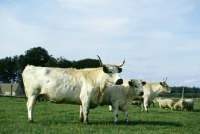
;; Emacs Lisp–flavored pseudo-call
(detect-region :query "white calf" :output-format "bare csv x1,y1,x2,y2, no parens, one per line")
100,79,144,123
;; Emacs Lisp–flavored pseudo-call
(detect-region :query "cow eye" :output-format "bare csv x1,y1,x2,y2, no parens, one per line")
134,85,138,88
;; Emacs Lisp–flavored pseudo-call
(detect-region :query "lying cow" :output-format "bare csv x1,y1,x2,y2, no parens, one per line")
174,99,194,111
158,97,174,111
141,78,171,112
94,79,144,123
132,97,155,107
132,99,142,106
22,55,125,124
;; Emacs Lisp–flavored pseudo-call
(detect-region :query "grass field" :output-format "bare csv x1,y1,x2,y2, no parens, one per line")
0,97,200,134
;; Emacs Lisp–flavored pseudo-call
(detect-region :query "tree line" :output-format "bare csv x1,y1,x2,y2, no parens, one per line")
160,86,200,98
0,47,100,85
0,46,200,96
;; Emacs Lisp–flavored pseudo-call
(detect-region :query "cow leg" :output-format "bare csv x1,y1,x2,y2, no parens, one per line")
141,103,144,112
81,100,90,125
145,105,149,112
27,95,37,123
82,105,89,125
112,105,119,123
123,110,129,123
143,98,149,112
170,106,173,111
79,105,84,123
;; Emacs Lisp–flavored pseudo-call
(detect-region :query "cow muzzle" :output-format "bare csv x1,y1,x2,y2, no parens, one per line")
138,91,144,96
115,79,123,85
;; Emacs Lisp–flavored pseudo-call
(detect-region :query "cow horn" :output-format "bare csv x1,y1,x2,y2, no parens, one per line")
97,55,103,67
118,59,125,67
163,77,167,82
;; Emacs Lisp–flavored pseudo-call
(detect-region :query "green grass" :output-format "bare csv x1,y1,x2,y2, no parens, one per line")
1,97,200,134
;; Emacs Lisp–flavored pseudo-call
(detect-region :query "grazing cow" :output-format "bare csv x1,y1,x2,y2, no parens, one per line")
174,87,194,111
94,79,145,123
22,55,125,124
182,99,194,111
173,99,184,110
141,78,171,112
174,99,194,111
158,97,174,111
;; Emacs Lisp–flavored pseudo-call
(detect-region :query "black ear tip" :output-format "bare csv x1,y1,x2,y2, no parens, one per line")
128,81,133,86
103,66,108,73
118,67,122,73
142,81,146,85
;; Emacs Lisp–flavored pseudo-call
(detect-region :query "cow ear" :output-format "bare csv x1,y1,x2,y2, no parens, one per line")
103,66,109,73
118,67,122,73
142,81,146,85
160,82,163,86
128,81,133,87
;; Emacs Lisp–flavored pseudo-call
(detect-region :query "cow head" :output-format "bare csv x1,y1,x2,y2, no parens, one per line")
128,79,144,96
159,77,171,93
97,55,125,85
174,99,184,110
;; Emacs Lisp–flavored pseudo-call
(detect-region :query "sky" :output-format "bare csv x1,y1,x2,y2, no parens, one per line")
0,0,200,87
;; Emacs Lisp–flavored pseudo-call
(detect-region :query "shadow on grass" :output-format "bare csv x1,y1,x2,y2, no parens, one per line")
173,109,200,112
91,120,183,127
34,120,182,127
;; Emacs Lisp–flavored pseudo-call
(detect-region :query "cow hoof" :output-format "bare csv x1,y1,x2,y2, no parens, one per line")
79,117,83,123
28,119,34,123
124,121,129,124
83,122,90,125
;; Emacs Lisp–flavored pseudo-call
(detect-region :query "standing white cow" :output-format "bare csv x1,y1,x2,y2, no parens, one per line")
141,78,171,112
157,97,174,111
92,79,145,123
22,55,125,124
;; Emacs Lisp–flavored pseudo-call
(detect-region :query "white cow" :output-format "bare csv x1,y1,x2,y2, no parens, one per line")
22,55,125,124
158,97,174,111
174,99,194,111
102,79,144,123
141,78,171,112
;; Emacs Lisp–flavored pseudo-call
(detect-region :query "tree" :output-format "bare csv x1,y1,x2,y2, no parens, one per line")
0,47,101,85
22,47,50,67
45,56,58,67
0,57,17,83
56,57,72,68
72,59,99,69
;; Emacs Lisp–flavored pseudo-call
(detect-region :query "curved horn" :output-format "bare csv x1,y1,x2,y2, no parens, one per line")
97,55,103,67
163,77,167,82
118,59,125,67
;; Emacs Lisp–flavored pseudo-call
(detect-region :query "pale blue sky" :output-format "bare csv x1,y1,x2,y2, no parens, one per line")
0,0,200,87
